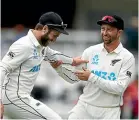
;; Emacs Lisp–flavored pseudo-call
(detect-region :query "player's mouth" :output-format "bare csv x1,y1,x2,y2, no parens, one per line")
103,36,110,39
103,36,111,41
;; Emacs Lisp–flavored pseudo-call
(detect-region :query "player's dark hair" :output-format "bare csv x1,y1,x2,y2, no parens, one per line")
35,23,44,30
35,23,54,31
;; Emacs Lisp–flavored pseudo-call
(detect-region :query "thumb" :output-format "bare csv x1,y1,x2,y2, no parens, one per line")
83,60,89,63
76,56,81,59
82,67,86,71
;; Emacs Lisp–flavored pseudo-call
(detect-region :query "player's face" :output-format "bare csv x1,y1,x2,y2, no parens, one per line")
40,29,60,47
101,24,121,45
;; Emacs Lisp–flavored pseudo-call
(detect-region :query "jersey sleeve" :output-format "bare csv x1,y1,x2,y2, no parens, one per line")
88,55,135,95
0,66,8,100
55,64,80,84
1,43,31,72
54,48,89,84
42,47,73,64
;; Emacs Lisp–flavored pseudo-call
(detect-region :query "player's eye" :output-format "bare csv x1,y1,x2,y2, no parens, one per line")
101,27,105,31
54,35,59,38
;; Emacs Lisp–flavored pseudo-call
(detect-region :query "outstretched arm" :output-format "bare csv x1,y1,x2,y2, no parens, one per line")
50,47,89,84
42,47,88,66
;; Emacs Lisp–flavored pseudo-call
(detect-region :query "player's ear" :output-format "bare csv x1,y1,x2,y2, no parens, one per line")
42,25,49,34
118,29,123,37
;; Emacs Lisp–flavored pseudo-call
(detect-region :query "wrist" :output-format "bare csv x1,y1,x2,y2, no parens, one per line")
72,59,76,66
0,99,2,104
88,73,98,83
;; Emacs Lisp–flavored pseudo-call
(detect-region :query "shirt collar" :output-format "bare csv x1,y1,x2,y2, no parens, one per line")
113,43,123,54
101,42,123,54
28,29,41,47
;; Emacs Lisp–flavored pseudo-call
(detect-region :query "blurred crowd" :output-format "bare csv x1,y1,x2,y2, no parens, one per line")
1,16,138,119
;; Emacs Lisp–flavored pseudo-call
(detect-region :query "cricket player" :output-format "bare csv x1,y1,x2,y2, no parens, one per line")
51,15,135,119
0,12,88,119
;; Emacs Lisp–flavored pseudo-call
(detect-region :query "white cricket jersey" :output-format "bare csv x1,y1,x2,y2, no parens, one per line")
56,43,135,107
0,30,73,100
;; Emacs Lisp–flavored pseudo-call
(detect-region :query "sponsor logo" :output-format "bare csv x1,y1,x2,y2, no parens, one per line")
91,70,116,81
126,71,132,78
7,51,15,59
29,64,41,72
36,102,41,106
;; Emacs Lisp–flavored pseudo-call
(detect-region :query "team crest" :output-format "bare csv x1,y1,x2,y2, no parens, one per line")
111,59,121,66
92,55,99,65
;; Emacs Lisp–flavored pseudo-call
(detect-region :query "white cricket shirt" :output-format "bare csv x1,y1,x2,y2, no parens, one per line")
56,43,135,107
0,30,73,100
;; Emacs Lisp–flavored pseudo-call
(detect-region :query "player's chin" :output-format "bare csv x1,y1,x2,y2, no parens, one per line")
103,39,111,44
42,42,50,47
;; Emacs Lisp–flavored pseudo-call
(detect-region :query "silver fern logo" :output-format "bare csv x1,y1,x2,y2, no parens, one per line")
92,55,99,65
111,59,121,66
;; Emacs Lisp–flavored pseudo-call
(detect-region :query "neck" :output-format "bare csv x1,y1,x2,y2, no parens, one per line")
32,30,42,45
104,40,120,53
32,30,41,40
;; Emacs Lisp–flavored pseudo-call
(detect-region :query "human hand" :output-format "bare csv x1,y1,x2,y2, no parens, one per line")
50,60,63,68
0,103,4,119
75,67,91,81
72,56,88,66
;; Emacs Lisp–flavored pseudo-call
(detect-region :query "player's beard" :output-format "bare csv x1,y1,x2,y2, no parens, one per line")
40,32,51,47
102,34,118,45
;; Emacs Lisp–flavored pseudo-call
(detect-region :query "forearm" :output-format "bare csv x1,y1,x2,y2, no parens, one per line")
55,65,80,84
88,73,129,95
43,47,73,64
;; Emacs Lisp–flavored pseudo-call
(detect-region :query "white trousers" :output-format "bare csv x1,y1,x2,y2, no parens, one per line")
68,100,121,120
3,91,62,120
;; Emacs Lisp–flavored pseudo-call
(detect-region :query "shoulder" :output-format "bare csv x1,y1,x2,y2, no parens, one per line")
9,36,32,52
84,43,103,53
121,47,135,60
119,47,135,65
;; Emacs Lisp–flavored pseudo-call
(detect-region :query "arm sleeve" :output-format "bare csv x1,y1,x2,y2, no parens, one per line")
54,48,89,84
42,47,73,64
55,64,80,84
88,56,135,95
0,43,30,99
0,65,9,100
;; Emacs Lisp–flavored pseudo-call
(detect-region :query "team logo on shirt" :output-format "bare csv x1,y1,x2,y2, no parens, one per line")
92,55,99,65
7,51,15,59
91,70,116,81
110,59,121,66
33,49,39,59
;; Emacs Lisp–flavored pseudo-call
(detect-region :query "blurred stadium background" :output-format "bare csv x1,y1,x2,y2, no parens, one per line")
1,0,138,119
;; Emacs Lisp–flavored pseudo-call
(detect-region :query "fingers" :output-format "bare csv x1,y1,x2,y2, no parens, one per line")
75,73,86,81
51,60,63,68
56,60,63,66
75,56,81,59
82,67,86,71
82,59,89,63
74,71,84,74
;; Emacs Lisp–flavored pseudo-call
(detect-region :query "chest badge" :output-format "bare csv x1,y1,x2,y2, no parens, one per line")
110,59,121,66
92,55,99,65
33,49,39,59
